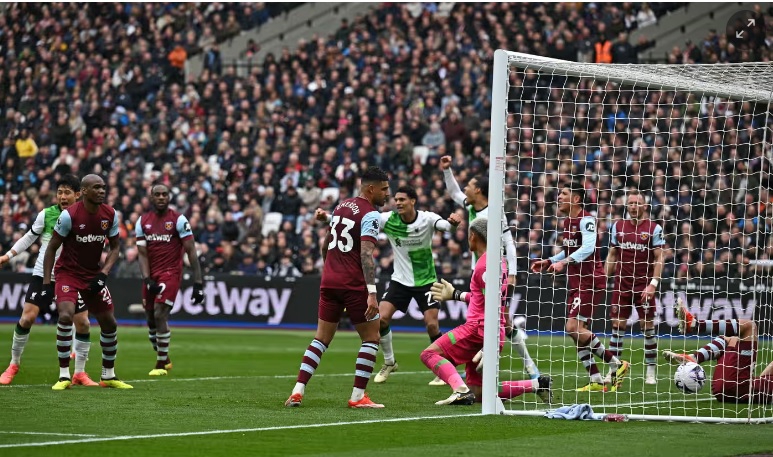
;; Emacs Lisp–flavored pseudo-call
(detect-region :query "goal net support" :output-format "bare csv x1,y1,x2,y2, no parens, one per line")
483,50,773,423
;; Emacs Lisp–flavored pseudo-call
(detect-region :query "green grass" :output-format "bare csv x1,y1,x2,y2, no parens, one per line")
0,324,771,457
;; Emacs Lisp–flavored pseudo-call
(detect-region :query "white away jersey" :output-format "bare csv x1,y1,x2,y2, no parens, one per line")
380,210,444,287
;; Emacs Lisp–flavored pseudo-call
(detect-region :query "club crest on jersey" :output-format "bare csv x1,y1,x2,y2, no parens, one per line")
61,285,70,293
101,220,109,230
145,224,151,229
640,232,650,241
165,221,173,230
79,224,86,229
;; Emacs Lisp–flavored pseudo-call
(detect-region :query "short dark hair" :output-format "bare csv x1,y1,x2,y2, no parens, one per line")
56,174,80,192
361,166,388,184
566,181,586,204
395,185,417,200
472,174,489,199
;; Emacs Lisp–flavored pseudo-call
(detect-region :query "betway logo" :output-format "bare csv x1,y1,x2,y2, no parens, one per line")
0,283,26,311
618,241,647,251
563,239,577,247
171,281,289,324
146,234,173,242
76,234,106,243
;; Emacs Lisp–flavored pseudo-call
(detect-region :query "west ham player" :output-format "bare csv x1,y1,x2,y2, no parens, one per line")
532,182,629,392
605,190,665,385
285,166,390,408
423,217,552,405
441,155,540,380
0,175,97,386
136,184,204,376
665,300,773,404
42,174,132,390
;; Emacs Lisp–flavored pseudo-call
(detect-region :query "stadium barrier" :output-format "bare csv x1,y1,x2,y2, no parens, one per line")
0,274,766,333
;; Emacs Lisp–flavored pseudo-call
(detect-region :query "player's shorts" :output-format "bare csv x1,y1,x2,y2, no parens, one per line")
26,276,87,314
712,340,755,402
566,289,604,322
142,269,182,310
381,281,439,314
609,289,655,321
55,273,114,314
318,288,371,325
435,320,505,387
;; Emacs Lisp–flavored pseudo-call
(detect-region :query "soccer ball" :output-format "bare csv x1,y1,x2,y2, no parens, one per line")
674,362,706,394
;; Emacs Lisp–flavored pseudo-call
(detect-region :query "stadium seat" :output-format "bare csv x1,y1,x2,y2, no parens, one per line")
262,212,284,237
320,187,340,206
413,146,430,165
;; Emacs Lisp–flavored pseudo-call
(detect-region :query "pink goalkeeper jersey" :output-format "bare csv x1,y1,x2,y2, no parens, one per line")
466,252,507,329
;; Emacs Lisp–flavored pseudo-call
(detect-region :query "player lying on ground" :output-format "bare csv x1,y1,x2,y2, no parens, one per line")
136,183,205,376
285,166,390,408
0,175,97,386
421,216,553,405
440,155,539,379
319,185,462,386
532,181,629,392
42,174,132,390
665,299,773,403
604,190,665,385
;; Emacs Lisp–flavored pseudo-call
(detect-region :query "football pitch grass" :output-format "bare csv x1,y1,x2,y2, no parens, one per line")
0,323,771,457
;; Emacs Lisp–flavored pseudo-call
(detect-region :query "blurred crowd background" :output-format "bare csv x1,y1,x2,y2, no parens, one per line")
0,2,771,283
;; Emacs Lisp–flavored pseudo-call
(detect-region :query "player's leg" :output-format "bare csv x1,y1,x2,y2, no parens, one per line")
349,313,383,408
421,323,477,405
373,298,399,383
607,292,629,362
53,298,76,390
636,292,658,385
286,289,340,407
509,311,540,380
71,304,98,387
423,306,449,386
87,287,132,389
149,301,173,376
143,294,158,353
583,289,628,390
675,297,744,336
0,301,39,385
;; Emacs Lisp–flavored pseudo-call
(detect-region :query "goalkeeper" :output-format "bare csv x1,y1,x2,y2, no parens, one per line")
420,217,552,405
440,155,539,379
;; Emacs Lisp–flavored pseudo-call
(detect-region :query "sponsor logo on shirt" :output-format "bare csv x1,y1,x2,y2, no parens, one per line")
563,239,578,247
76,234,107,243
618,241,648,251
146,234,173,242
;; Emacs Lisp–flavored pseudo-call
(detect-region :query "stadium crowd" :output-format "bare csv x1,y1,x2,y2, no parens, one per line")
0,2,771,283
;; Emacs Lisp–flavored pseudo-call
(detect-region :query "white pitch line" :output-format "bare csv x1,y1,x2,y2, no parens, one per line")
0,432,98,437
3,371,433,389
594,396,715,409
0,413,482,449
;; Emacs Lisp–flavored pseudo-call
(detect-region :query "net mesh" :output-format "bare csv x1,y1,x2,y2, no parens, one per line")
493,52,773,422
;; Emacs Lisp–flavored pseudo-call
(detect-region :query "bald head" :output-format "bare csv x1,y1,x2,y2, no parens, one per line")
81,174,104,188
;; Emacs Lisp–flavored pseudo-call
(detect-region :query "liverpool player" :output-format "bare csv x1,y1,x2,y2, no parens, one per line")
136,183,204,376
441,156,539,380
665,300,773,404
424,217,553,405
605,190,665,385
42,174,132,390
532,181,629,392
0,175,97,386
285,166,390,408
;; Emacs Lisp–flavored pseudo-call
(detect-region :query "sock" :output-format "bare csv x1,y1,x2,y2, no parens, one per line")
512,334,539,376
100,331,117,379
148,330,157,352
11,323,31,365
644,328,657,366
351,341,379,401
73,333,90,374
430,331,443,343
379,326,395,365
499,379,538,399
421,349,466,391
696,319,739,336
695,337,726,363
590,334,619,367
156,331,171,369
577,344,602,383
294,339,327,392
56,323,73,377
609,329,624,359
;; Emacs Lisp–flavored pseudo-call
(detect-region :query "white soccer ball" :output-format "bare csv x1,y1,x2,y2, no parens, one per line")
674,362,706,394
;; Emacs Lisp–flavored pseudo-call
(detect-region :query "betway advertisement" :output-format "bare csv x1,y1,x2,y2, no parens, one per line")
0,274,767,333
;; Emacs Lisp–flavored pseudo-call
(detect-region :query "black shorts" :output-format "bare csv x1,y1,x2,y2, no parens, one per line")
26,276,86,314
381,281,439,314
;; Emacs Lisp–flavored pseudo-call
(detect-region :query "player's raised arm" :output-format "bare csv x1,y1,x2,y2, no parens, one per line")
0,210,44,266
432,212,461,232
440,155,467,207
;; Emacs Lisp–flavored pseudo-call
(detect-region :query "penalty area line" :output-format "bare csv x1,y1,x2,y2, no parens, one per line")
0,413,482,449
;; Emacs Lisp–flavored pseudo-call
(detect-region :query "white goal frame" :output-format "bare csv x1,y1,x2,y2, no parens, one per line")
483,49,773,422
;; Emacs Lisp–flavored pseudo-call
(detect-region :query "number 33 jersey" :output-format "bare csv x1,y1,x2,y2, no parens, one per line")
321,196,379,291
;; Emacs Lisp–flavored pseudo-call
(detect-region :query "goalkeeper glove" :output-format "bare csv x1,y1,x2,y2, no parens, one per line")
191,283,205,305
473,349,484,373
88,273,108,294
144,278,162,296
430,279,466,302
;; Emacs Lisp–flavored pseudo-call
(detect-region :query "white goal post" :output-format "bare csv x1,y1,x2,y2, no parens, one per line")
483,49,773,422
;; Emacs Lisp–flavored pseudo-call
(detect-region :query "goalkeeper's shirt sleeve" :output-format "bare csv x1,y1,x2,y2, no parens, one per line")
443,169,467,207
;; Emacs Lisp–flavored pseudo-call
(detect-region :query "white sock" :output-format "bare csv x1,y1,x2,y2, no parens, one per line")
380,329,395,365
101,367,115,379
530,378,540,391
11,330,29,365
455,384,470,394
351,387,365,402
73,338,90,374
292,382,305,395
59,367,71,379
512,336,538,374
646,365,656,377
590,373,604,384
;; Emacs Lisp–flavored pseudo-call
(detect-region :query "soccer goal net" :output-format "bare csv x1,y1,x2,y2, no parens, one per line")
483,50,773,423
